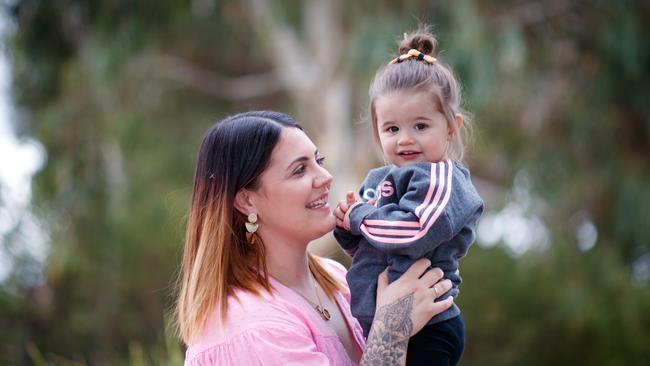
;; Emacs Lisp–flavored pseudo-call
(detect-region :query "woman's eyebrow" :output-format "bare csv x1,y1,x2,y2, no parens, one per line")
286,150,319,170
287,156,308,170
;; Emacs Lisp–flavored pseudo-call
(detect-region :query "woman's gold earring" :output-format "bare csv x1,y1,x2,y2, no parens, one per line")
245,213,258,233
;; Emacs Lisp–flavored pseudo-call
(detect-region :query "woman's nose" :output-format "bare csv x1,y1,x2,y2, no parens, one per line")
314,167,333,188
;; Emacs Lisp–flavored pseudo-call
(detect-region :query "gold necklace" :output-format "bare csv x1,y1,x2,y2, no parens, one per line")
280,271,331,321
311,280,331,321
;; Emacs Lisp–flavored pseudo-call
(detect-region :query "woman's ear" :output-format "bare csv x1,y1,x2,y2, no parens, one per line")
234,189,256,216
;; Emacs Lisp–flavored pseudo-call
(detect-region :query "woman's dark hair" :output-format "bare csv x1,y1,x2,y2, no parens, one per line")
197,110,302,197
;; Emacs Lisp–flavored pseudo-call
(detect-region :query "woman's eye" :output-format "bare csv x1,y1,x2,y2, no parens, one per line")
415,123,428,130
293,165,306,175
386,126,399,133
316,156,326,165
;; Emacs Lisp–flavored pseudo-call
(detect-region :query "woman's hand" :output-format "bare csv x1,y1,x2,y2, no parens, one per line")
377,258,453,336
360,258,453,366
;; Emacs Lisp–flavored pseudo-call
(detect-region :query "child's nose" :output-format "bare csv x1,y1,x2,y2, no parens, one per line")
397,132,414,145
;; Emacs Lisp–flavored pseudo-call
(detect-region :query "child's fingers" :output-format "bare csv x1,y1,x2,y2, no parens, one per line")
343,208,353,231
346,191,356,204
335,205,345,221
336,213,350,230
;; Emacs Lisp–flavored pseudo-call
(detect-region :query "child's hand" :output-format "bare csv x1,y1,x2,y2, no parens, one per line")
335,191,357,231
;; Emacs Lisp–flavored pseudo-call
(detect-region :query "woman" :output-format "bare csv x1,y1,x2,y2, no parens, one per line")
176,111,454,365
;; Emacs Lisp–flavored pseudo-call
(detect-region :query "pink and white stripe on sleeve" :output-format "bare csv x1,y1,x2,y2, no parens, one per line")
359,160,453,244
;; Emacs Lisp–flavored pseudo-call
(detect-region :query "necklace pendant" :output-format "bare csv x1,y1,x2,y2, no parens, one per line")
316,305,331,321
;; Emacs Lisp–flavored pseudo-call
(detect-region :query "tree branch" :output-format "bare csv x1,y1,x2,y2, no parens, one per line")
134,54,286,101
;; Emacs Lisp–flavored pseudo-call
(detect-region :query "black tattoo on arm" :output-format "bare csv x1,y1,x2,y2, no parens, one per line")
360,293,414,366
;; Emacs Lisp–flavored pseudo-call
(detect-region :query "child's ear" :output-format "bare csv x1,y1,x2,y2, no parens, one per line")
449,113,464,139
455,113,464,131
234,189,256,216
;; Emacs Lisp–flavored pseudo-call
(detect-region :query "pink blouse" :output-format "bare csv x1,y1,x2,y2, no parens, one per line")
184,258,366,366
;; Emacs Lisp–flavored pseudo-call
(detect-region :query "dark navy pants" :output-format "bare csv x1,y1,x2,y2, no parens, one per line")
406,315,465,366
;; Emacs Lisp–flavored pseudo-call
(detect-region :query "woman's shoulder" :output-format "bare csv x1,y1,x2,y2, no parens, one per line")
184,307,325,366
185,289,314,362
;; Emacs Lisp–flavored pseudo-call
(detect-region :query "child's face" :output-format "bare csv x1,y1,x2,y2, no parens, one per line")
375,90,452,167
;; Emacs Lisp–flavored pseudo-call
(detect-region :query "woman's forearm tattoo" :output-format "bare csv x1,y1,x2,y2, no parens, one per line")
360,293,414,366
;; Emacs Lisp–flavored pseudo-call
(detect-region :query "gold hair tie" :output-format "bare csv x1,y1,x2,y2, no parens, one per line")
389,49,437,65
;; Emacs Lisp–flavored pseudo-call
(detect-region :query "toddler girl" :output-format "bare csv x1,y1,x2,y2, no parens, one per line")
334,28,484,366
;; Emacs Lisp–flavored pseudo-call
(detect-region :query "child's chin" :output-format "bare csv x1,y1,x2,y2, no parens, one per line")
398,159,425,166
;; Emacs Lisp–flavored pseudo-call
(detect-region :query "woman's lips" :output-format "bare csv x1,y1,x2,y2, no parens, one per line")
306,193,329,209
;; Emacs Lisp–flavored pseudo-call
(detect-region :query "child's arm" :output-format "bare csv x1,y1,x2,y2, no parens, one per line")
345,160,483,259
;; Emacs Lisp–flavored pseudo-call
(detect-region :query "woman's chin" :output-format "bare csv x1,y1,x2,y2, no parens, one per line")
311,215,337,239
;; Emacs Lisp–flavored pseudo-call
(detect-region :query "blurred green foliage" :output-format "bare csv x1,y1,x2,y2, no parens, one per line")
1,0,649,364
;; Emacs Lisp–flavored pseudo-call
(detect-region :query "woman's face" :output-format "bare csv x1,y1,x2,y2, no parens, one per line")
249,127,335,244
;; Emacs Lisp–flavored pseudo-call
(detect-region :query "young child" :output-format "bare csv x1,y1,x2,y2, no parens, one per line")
334,29,484,366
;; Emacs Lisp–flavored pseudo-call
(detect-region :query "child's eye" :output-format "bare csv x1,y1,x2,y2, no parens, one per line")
415,123,428,130
316,156,326,165
386,126,399,133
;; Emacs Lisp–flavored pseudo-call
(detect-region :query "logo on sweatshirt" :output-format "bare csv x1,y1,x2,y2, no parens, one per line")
379,181,394,198
362,188,377,203
362,180,395,206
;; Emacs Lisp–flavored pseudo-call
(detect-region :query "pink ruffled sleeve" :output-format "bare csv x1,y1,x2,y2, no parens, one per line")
185,322,333,366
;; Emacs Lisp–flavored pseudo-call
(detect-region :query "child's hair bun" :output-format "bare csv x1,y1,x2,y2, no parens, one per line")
398,31,437,56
